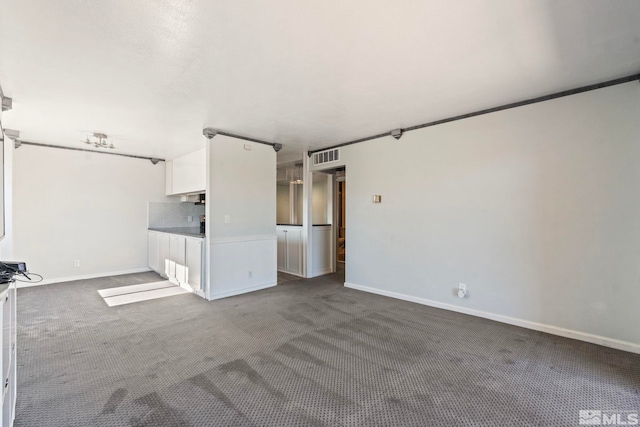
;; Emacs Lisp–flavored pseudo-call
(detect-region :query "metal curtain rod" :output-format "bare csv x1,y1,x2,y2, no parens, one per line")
16,141,165,163
308,73,640,156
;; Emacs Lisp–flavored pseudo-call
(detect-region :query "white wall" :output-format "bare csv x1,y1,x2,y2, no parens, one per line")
0,131,13,260
12,145,169,283
341,82,640,351
206,135,276,299
296,184,303,224
276,183,290,224
312,173,329,224
276,178,327,225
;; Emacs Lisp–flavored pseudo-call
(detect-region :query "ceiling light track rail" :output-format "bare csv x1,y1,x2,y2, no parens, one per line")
308,73,640,156
203,128,282,152
16,141,164,164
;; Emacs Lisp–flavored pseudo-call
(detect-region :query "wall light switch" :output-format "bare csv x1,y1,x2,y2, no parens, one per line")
224,214,231,223
187,216,193,222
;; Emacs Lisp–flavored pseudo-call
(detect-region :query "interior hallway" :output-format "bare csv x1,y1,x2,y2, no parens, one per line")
15,270,640,426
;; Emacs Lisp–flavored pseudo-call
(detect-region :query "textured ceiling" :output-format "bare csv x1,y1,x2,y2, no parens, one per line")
1,1,640,162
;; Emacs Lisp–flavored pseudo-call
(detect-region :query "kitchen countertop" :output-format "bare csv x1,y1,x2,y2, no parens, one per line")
148,227,205,238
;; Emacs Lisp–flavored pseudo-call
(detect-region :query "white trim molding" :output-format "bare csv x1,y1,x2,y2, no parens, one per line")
18,268,153,288
276,269,306,278
311,267,333,277
208,235,277,301
344,282,640,355
209,281,277,300
210,234,276,244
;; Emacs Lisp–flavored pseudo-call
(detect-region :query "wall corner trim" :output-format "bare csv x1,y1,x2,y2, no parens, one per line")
344,282,640,355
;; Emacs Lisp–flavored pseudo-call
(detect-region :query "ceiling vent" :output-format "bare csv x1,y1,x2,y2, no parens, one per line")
313,148,340,166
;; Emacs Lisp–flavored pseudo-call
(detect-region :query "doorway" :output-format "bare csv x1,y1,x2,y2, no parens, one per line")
336,180,346,264
334,168,346,282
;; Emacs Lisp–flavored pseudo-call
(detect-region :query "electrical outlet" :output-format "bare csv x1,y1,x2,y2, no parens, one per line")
248,271,253,278
187,215,193,222
456,283,468,299
74,260,80,267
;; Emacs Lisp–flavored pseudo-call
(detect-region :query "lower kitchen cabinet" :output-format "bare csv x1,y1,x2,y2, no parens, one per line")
148,231,204,292
276,226,302,276
169,235,186,285
0,281,17,427
185,239,203,291
147,231,169,274
148,232,158,271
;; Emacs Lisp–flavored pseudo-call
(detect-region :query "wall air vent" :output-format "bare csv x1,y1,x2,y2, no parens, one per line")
313,148,340,166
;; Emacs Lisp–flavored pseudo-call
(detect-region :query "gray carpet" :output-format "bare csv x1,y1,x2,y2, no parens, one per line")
277,271,302,285
15,270,640,426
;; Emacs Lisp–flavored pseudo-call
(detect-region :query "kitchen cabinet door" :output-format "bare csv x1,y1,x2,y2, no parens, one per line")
9,284,16,423
167,148,206,195
2,290,9,400
158,233,170,278
286,228,303,276
186,238,203,291
148,232,159,272
277,229,287,271
277,227,303,276
1,282,16,427
169,236,186,285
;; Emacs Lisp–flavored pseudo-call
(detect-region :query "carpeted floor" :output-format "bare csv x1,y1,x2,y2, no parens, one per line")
277,271,303,285
15,270,640,426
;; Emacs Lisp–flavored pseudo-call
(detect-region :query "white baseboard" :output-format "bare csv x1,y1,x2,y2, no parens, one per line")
17,268,153,288
311,267,333,278
344,282,640,355
277,268,306,278
209,281,277,300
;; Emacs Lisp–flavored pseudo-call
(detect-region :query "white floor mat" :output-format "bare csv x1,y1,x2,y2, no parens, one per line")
99,281,190,307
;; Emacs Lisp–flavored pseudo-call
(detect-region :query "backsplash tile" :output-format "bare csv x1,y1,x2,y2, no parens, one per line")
148,202,205,228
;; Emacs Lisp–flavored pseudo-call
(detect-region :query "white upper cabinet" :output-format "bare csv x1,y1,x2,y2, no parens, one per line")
166,148,206,195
